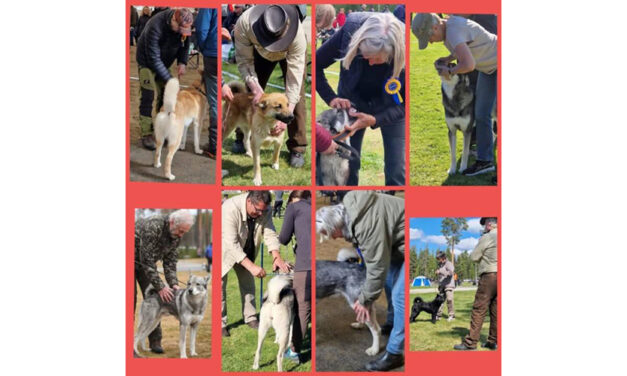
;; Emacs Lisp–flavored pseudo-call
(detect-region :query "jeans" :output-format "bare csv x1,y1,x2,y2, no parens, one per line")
203,56,218,154
386,260,405,355
475,71,497,162
347,119,405,186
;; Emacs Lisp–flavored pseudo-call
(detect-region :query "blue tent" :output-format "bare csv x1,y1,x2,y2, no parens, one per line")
412,276,431,287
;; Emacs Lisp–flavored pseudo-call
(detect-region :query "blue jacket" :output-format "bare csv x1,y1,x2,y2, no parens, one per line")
136,9,190,81
195,8,218,58
316,12,405,127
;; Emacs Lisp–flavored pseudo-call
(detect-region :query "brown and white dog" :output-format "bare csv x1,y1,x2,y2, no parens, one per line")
153,74,207,180
222,82,294,186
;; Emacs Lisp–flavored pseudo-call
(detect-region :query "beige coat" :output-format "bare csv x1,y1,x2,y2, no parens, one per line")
233,7,307,105
221,193,281,277
471,228,498,276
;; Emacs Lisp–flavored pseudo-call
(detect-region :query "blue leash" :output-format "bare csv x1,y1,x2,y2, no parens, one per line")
356,247,366,267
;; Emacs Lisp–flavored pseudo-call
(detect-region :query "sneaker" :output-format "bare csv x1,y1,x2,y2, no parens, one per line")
453,343,476,351
365,351,404,371
231,139,245,154
284,348,300,363
221,169,229,178
141,135,156,150
247,320,259,329
290,151,305,168
482,341,498,350
447,316,455,322
222,327,230,337
462,160,495,176
203,149,216,159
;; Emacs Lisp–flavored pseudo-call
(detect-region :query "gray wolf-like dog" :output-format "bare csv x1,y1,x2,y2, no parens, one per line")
134,275,209,358
316,108,360,186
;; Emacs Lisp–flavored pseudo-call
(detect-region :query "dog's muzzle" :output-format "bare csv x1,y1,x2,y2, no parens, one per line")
275,113,295,124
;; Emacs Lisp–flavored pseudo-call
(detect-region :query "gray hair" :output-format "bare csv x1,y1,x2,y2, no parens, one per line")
169,209,195,228
342,13,405,78
316,4,336,30
316,203,352,242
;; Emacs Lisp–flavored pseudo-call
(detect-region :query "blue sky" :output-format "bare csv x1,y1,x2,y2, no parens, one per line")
409,217,483,256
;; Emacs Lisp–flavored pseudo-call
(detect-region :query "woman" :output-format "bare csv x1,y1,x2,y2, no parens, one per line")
135,6,152,41
278,190,312,362
412,13,497,176
316,12,406,186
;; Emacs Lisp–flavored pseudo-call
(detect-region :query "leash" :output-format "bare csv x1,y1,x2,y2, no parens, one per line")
134,260,203,288
332,129,351,143
334,139,361,166
356,247,366,267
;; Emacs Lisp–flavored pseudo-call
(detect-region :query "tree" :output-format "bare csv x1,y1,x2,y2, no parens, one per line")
409,246,418,278
441,217,468,268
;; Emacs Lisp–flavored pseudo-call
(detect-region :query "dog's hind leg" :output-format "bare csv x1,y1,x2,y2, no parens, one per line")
447,127,457,175
460,127,472,173
364,306,382,356
179,123,189,151
276,327,289,372
164,141,179,181
189,322,199,357
153,138,163,169
252,318,271,370
192,114,202,154
179,322,189,359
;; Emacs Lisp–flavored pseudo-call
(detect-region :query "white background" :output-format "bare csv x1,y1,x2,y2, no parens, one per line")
1,0,625,374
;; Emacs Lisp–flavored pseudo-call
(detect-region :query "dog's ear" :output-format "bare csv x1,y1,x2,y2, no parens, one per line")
257,100,267,110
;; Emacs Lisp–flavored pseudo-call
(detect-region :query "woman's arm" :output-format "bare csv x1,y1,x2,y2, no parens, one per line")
450,43,475,74
278,204,295,246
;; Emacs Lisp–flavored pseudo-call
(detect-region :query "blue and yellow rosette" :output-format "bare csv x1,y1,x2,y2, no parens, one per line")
384,77,403,104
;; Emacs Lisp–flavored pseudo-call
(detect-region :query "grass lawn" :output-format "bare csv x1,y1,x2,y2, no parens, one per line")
221,214,311,372
409,32,497,186
409,289,493,351
134,258,212,358
315,56,385,186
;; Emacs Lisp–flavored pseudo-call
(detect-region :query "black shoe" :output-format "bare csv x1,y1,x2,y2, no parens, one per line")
290,151,305,168
222,327,231,337
231,139,245,154
141,135,156,150
482,341,498,350
380,323,393,335
365,351,404,372
453,343,476,351
150,344,164,354
462,160,495,176
247,320,259,329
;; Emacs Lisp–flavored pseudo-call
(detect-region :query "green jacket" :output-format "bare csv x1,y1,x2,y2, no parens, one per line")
471,228,498,275
343,191,405,306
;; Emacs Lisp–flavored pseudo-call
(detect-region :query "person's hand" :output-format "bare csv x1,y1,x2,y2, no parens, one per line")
435,56,453,67
272,255,291,273
352,301,371,323
345,112,376,137
250,264,267,278
252,89,264,106
270,121,287,136
329,97,351,109
322,140,339,155
221,27,231,41
158,286,174,303
222,83,234,101
172,284,180,290
177,64,186,78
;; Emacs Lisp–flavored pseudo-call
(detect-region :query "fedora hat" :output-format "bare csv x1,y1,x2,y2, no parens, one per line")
249,5,300,52
480,217,497,225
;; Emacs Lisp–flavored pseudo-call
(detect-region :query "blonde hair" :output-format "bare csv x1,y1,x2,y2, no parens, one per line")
342,13,405,78
316,4,336,30
141,6,151,17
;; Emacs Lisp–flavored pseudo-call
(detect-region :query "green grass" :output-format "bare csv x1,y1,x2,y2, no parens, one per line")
221,45,312,186
221,214,311,372
409,289,493,351
315,56,386,186
409,33,496,186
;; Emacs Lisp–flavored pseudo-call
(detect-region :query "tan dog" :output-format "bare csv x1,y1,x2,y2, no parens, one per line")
222,82,294,186
153,75,207,180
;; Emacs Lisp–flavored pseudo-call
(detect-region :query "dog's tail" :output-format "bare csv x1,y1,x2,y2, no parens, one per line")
413,296,424,304
163,78,180,114
337,247,360,263
227,80,248,94
267,275,292,304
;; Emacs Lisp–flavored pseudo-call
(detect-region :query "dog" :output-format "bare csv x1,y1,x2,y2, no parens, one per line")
316,108,360,186
253,274,295,372
134,275,209,358
222,81,294,186
409,293,445,324
153,73,207,181
436,63,475,175
315,248,381,356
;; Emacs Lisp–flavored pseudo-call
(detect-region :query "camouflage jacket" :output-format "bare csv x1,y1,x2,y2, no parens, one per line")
135,214,180,290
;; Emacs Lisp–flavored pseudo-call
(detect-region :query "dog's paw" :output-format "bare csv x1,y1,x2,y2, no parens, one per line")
194,148,202,155
179,145,186,151
271,162,279,170
447,167,457,175
350,322,365,329
252,364,259,370
167,174,176,181
180,355,188,359
191,351,198,357
253,177,262,186
245,151,253,158
365,346,379,356
154,162,161,168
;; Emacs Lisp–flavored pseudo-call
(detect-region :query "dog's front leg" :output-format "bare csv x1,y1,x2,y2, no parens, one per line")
243,129,253,158
179,322,189,358
364,306,381,356
251,137,262,186
447,128,457,175
460,128,472,173
189,322,199,356
193,116,202,154
271,140,281,170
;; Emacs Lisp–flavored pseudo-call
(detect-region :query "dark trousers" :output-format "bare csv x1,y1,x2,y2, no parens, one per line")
251,49,308,153
203,56,219,154
464,272,497,347
291,270,311,353
134,267,162,344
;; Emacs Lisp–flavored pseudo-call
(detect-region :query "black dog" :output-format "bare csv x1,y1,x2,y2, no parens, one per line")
410,294,445,324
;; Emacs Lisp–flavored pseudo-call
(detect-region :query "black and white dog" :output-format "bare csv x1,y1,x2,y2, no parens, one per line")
316,109,361,186
437,64,475,175
316,248,381,356
409,294,445,324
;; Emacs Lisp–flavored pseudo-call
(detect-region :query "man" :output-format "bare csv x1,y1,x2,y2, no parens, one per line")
221,191,291,337
134,209,195,353
316,191,405,371
136,8,193,150
454,217,498,350
195,8,219,159
435,251,455,321
223,4,245,39
272,190,284,218
232,5,309,167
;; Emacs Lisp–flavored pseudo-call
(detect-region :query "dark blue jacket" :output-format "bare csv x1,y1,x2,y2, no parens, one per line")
136,9,190,81
195,8,218,58
316,12,405,127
